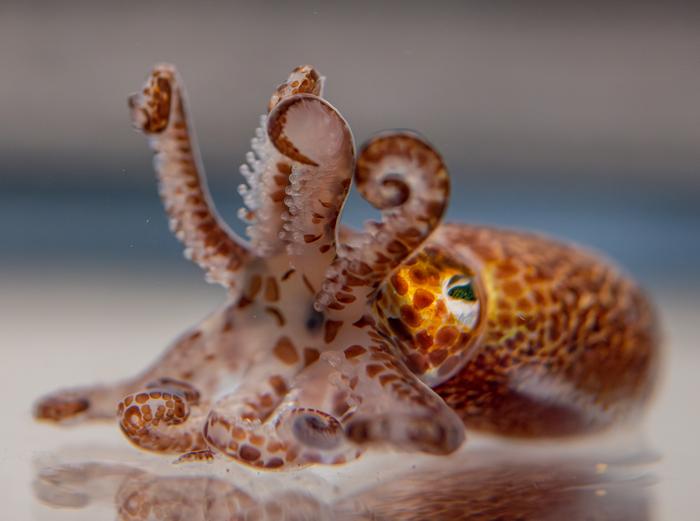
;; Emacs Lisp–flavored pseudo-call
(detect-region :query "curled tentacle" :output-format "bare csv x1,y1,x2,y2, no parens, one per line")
238,66,355,274
204,357,362,469
204,400,358,470
271,95,355,263
205,401,356,469
117,384,208,455
129,64,251,290
317,132,449,314
268,64,324,112
238,65,326,257
145,377,201,404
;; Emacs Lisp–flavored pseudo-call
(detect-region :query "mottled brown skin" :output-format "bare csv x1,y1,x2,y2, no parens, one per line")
433,225,657,436
34,62,659,470
372,224,657,438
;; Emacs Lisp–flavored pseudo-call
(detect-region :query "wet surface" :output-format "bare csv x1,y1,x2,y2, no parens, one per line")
33,445,655,520
1,270,697,520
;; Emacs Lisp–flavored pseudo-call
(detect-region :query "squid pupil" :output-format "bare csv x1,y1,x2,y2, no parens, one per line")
448,283,476,302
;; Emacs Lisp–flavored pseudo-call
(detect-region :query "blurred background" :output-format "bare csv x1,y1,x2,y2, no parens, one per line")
1,1,698,519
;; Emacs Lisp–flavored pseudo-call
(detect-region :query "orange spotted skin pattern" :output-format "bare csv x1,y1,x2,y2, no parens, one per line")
376,248,483,386
378,225,658,437
34,63,658,470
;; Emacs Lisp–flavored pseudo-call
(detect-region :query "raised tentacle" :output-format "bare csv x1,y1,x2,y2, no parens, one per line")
129,64,251,290
268,64,325,112
316,132,449,314
271,95,355,269
238,66,355,280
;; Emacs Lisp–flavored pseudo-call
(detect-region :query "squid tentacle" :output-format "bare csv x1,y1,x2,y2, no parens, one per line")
34,303,237,424
118,383,209,455
323,337,464,454
316,132,450,313
236,113,285,257
205,402,358,470
129,64,251,290
203,361,362,469
239,66,355,279
270,95,355,261
268,64,325,112
34,384,116,424
237,65,325,257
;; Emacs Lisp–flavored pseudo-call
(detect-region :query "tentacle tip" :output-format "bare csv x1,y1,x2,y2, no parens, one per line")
150,62,178,74
128,67,175,134
268,64,323,112
433,423,466,455
34,393,90,423
345,414,466,455
127,93,148,131
290,409,344,451
33,467,92,508
344,419,371,445
407,417,466,455
267,94,353,166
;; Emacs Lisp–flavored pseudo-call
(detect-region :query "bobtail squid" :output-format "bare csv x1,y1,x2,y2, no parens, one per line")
35,64,659,470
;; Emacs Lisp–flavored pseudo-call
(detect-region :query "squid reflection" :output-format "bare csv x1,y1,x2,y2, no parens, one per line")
35,462,328,520
35,448,654,521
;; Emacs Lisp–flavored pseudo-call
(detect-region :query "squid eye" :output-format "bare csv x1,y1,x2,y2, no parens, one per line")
447,282,476,302
443,275,479,329
445,275,477,301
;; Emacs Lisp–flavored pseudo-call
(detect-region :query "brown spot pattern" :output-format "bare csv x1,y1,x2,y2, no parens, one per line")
324,320,343,343
264,276,280,302
268,64,322,112
344,345,367,359
273,336,299,365
128,65,250,290
429,224,658,437
317,133,449,311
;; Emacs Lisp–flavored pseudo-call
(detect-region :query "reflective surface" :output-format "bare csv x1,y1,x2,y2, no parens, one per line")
34,446,655,520
2,271,697,519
